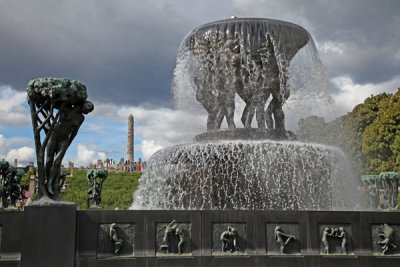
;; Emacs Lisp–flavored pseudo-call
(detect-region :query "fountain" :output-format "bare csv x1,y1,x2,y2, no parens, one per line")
2,18,398,267
132,18,356,210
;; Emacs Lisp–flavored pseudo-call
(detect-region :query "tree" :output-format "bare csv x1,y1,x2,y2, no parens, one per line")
362,89,400,173
26,78,94,200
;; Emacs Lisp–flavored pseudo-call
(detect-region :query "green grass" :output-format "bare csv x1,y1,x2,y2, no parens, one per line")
61,169,141,210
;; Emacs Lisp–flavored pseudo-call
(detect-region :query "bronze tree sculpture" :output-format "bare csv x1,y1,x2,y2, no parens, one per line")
27,78,94,200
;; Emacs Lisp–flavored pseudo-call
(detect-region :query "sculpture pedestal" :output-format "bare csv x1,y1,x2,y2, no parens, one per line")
20,201,77,267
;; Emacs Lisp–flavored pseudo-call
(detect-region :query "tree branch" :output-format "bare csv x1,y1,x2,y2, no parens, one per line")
37,114,53,132
34,99,49,115
40,112,60,154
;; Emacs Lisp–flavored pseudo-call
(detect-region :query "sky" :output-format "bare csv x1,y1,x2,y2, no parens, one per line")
0,0,399,166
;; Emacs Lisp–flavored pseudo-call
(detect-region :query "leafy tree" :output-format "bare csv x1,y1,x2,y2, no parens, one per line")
362,89,400,173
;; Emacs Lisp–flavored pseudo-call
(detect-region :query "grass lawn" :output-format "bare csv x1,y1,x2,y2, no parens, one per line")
22,169,141,210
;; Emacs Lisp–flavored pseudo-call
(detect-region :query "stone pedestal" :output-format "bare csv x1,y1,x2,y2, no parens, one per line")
20,202,77,267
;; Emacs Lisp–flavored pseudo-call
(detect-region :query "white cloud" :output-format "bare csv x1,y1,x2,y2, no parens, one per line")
331,75,400,116
318,41,345,55
139,140,163,160
5,146,35,164
0,134,35,166
74,144,107,166
0,85,31,126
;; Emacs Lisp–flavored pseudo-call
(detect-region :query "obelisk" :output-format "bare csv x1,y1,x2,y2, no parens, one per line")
126,114,134,166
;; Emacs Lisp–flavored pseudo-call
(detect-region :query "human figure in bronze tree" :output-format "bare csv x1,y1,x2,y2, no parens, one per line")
46,102,94,195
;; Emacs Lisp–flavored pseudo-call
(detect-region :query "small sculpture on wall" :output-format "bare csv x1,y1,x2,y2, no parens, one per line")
109,223,123,255
220,226,240,253
337,227,347,254
321,226,347,254
274,226,296,254
378,224,397,255
160,220,185,255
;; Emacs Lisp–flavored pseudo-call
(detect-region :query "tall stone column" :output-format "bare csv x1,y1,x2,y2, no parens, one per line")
14,158,18,167
126,114,134,167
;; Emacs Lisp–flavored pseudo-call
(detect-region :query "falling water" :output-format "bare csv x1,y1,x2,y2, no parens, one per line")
131,140,354,210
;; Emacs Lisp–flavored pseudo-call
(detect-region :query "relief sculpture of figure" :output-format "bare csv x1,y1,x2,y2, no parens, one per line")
378,224,396,255
220,226,240,252
337,227,347,254
322,226,348,254
322,227,333,254
109,223,123,255
160,220,185,255
274,226,296,254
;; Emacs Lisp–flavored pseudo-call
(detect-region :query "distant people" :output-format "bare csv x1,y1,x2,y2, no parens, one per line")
62,182,69,190
24,190,30,199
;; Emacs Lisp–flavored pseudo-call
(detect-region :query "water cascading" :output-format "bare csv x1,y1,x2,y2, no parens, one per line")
131,18,355,210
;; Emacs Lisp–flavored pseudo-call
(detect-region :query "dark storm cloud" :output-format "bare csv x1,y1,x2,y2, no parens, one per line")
0,0,224,106
0,0,399,106
293,0,400,84
233,0,400,85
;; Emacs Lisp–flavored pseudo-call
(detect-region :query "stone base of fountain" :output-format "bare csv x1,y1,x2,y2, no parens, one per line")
194,128,297,142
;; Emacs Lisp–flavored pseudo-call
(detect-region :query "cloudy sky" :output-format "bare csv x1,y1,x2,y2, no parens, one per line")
0,0,399,166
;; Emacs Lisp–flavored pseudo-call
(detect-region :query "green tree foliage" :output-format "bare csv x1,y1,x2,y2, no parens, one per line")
20,171,30,190
297,88,400,175
362,89,400,173
60,170,141,210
